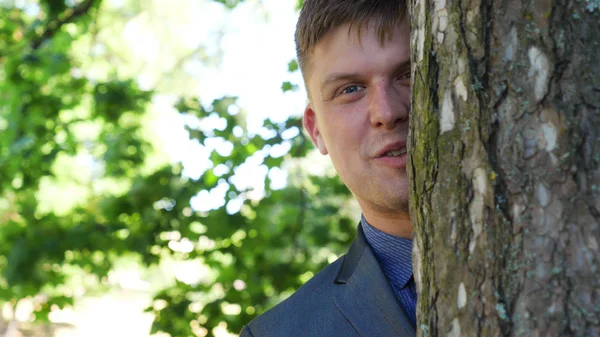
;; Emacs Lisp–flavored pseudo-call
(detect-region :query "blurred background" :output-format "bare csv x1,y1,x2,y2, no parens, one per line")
0,0,361,336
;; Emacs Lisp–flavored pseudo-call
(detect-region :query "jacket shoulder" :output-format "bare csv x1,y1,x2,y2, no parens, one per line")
243,256,358,337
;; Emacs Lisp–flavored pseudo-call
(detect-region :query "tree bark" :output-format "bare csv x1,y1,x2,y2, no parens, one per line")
408,0,599,336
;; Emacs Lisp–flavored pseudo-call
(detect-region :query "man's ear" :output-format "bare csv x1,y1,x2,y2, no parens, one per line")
303,104,328,155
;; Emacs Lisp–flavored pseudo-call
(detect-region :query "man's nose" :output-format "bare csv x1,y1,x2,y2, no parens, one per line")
368,81,409,129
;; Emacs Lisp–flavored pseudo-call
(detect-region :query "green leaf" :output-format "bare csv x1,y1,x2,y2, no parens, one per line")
281,81,299,92
287,59,299,72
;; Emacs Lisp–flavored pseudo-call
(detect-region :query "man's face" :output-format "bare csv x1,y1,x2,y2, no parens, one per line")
303,20,411,216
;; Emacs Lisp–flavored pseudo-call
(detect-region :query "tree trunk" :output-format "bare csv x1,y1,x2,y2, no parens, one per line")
408,0,599,336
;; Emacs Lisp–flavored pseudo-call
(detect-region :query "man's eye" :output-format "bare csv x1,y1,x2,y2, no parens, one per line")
340,85,363,95
397,72,411,81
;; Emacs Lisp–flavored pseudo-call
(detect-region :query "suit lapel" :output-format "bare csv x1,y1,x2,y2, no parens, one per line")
332,226,416,337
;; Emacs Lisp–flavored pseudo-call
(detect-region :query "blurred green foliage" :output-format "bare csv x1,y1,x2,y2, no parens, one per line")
0,0,355,336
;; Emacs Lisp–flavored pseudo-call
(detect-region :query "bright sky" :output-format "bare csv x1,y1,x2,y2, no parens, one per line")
122,0,309,213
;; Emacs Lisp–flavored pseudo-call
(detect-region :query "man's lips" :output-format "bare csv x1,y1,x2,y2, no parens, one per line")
372,141,408,169
374,141,407,158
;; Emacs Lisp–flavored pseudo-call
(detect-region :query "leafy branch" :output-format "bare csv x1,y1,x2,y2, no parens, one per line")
31,0,100,51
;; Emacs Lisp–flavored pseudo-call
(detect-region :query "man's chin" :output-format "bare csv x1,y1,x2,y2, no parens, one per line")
372,190,410,213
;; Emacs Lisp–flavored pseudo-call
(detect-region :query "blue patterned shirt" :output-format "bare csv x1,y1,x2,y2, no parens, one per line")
361,215,417,326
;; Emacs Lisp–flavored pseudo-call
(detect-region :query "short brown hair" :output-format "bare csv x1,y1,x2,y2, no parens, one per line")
295,0,408,80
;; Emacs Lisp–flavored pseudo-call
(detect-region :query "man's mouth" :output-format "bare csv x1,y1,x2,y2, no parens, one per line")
374,141,408,159
374,143,408,168
382,149,407,157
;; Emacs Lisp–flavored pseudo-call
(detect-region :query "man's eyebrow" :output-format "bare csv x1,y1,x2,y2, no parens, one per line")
320,73,360,92
393,60,412,73
319,60,411,94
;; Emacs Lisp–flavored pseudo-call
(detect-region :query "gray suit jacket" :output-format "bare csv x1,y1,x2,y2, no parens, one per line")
240,226,416,337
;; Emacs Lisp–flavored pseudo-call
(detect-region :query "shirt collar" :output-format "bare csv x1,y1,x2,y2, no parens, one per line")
360,215,413,289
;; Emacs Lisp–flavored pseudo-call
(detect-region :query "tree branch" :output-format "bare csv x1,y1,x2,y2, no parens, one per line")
31,0,100,51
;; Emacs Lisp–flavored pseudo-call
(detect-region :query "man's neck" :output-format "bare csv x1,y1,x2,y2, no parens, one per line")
361,209,412,239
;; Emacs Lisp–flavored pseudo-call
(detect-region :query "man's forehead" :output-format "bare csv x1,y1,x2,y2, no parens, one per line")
304,21,410,94
316,21,407,54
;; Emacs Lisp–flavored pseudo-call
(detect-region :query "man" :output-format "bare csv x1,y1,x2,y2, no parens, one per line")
241,0,414,336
